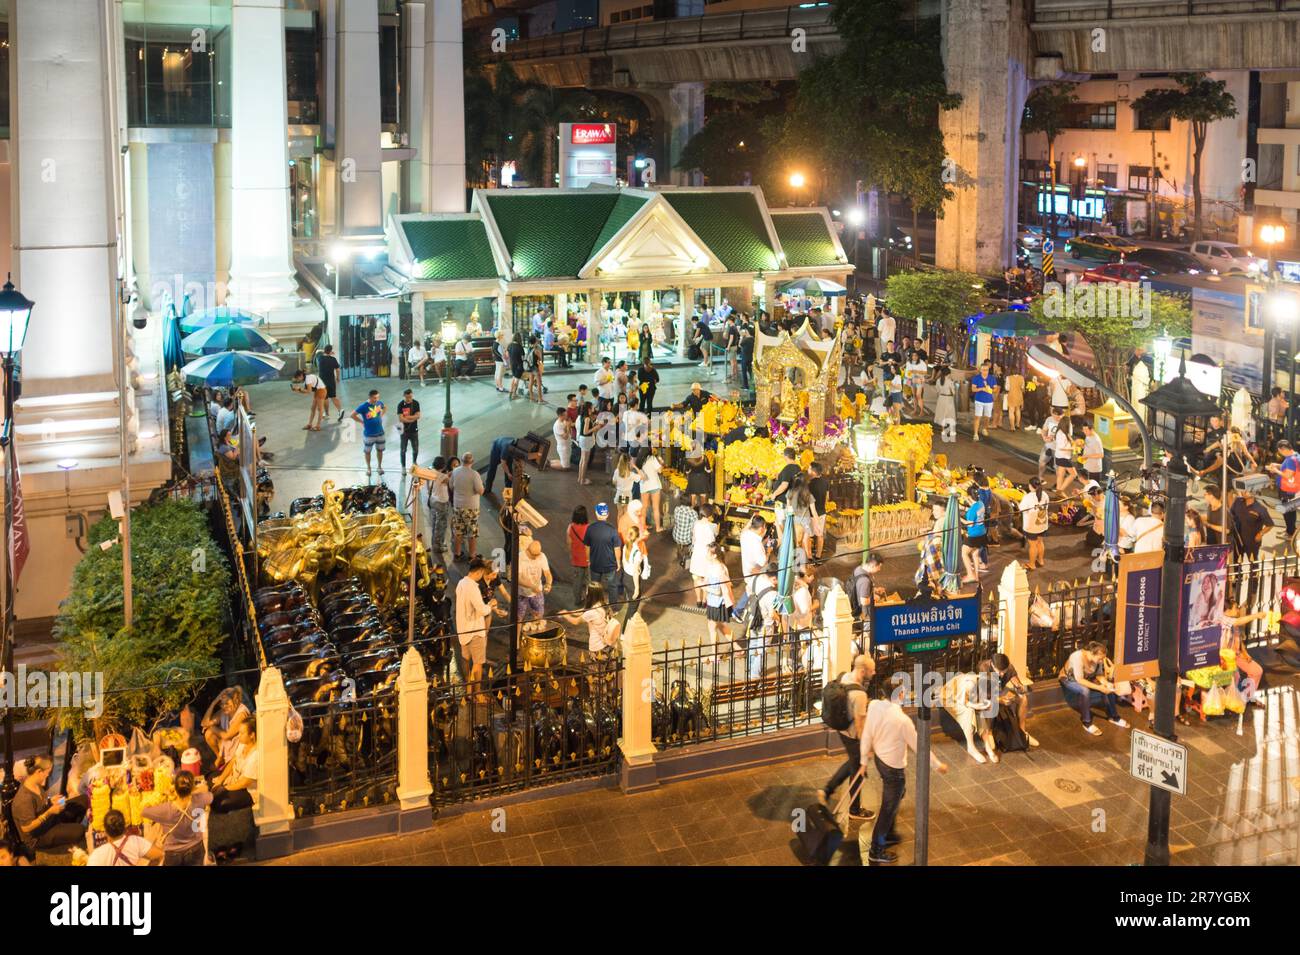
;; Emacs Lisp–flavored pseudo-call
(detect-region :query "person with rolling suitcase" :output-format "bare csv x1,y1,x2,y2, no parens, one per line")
816,653,874,823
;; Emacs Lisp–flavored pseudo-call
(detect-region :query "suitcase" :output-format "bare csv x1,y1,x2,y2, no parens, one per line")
797,771,865,866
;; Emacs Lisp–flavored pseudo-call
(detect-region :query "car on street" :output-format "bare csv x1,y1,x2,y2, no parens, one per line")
1119,247,1205,275
1079,263,1159,286
1063,233,1143,262
1188,240,1265,275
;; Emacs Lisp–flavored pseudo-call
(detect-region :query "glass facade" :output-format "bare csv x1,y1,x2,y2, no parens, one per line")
124,1,232,127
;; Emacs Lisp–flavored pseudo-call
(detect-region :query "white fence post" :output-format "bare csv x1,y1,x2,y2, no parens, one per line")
396,646,433,820
825,581,856,675
254,667,292,836
619,611,658,792
998,560,1031,683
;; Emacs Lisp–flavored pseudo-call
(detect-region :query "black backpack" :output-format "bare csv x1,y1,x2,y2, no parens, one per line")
743,584,775,639
821,676,865,732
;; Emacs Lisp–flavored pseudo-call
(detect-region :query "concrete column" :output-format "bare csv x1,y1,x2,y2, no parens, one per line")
677,285,692,357
411,292,427,344
229,0,298,308
9,0,120,395
648,83,706,187
935,0,1033,275
254,667,293,835
320,0,337,147
396,647,433,813
496,290,510,336
619,611,658,792
825,581,856,672
422,0,466,213
401,3,426,213
997,560,1032,684
587,288,603,363
555,293,568,328
336,0,383,234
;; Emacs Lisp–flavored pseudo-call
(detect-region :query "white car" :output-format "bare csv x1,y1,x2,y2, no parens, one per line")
1187,241,1265,275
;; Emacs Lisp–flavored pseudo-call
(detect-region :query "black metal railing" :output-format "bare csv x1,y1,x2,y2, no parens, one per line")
1228,553,1298,647
289,690,399,818
1026,578,1117,680
651,627,827,748
429,658,623,805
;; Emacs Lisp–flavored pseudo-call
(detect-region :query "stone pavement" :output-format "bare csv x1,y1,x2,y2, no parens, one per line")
260,683,1300,866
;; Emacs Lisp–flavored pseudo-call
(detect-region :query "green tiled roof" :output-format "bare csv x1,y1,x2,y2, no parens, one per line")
663,192,779,272
772,212,842,268
402,218,500,281
484,192,650,278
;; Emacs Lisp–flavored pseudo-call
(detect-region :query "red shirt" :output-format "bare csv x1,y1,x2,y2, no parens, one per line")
568,522,589,567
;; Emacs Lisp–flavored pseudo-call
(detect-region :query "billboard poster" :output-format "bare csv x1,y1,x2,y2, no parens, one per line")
1113,551,1162,682
1179,544,1229,672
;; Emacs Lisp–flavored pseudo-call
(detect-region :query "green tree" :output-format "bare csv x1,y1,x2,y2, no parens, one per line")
677,83,781,185
884,269,985,367
1130,74,1237,241
515,84,596,187
1021,82,1078,241
52,498,230,738
1029,287,1192,394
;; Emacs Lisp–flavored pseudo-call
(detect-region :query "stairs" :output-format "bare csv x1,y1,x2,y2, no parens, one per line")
5,617,58,761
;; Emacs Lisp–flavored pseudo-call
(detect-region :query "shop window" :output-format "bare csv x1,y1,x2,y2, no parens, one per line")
286,27,318,125
1134,102,1171,131
1128,164,1161,192
1063,102,1117,130
1096,163,1118,189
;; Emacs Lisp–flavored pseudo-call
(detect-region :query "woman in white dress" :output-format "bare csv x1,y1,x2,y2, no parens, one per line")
689,504,720,607
638,448,665,533
933,365,958,443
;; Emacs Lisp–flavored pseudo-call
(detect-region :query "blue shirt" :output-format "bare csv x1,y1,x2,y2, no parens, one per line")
583,520,622,574
1280,453,1299,491
965,501,987,538
355,400,386,438
971,374,995,405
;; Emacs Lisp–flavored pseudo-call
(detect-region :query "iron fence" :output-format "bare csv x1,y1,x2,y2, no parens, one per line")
429,657,623,805
1025,578,1117,680
651,627,827,748
289,689,399,817
1228,553,1298,648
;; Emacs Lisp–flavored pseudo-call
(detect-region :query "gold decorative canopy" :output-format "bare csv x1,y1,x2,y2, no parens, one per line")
753,319,842,436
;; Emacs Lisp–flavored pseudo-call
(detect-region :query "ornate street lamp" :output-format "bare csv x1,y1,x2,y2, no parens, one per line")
0,275,34,814
1139,352,1221,867
852,418,881,564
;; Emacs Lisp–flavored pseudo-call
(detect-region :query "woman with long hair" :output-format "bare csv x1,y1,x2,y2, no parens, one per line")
789,477,817,563
702,542,735,648
689,504,720,606
638,447,665,533
1053,419,1077,496
492,330,507,393
576,401,597,486
1185,508,1207,548
611,451,643,523
933,364,957,443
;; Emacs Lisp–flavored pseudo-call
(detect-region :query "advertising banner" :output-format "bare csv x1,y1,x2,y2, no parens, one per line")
1179,544,1229,672
1113,551,1162,682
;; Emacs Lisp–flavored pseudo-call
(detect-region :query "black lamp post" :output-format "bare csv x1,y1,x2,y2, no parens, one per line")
1138,352,1220,866
0,275,35,813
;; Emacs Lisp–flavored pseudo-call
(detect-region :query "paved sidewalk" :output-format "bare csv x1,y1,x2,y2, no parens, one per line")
261,684,1298,867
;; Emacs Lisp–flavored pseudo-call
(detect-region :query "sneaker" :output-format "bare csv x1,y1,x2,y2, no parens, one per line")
1026,734,1040,748
338,410,345,422
867,847,898,864
1083,723,1102,736
1109,718,1130,729
848,807,876,821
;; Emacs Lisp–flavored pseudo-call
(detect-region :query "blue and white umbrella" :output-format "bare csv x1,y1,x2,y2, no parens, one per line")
775,509,797,616
179,305,264,335
181,350,284,388
181,323,278,356
1103,478,1121,564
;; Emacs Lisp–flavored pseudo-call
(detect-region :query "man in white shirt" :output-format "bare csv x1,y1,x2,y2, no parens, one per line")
1018,476,1051,570
594,358,616,409
1038,412,1059,481
876,312,896,352
621,398,650,451
739,515,769,596
87,810,162,866
1131,502,1164,554
453,334,474,380
1081,422,1105,483
408,341,432,385
859,697,948,864
455,558,495,694
516,538,553,620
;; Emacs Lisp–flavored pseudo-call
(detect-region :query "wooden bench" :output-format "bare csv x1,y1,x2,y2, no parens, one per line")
709,667,823,724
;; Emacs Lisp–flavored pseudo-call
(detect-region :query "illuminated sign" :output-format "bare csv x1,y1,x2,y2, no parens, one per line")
571,123,616,145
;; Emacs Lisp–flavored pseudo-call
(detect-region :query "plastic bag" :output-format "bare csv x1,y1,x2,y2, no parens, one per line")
286,706,304,743
1203,685,1226,717
1223,681,1247,715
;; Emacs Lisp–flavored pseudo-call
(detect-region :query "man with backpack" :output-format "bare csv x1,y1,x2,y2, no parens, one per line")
850,553,883,649
743,564,780,678
817,654,875,821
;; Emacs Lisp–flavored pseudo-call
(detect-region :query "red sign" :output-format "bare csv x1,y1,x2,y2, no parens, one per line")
10,460,28,583
570,123,616,146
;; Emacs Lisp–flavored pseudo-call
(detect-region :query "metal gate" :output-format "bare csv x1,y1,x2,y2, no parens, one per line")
339,313,393,380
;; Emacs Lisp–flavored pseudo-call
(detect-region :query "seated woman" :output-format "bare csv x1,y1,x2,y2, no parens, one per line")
87,809,163,867
202,687,250,770
941,671,999,763
10,755,90,859
1221,603,1267,705
1058,641,1128,737
208,720,259,863
981,653,1039,752
141,770,212,867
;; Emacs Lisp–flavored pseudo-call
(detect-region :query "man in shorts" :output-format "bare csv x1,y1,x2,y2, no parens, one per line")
456,557,495,699
350,389,387,476
970,360,995,441
450,452,485,560
291,369,328,431
316,344,343,422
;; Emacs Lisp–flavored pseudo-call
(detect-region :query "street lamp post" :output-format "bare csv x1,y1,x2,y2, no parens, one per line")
1261,225,1292,440
853,419,881,563
1072,157,1087,239
0,275,35,814
1139,353,1221,866
441,315,459,458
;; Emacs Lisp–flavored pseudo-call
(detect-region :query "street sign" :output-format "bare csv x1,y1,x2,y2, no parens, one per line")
1042,238,1054,254
1130,729,1188,796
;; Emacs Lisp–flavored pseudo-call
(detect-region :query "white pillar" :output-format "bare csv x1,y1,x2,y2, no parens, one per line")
401,3,426,213
229,0,298,308
587,288,603,363
496,290,510,335
619,612,658,791
422,0,465,213
336,0,383,234
997,560,1032,684
10,0,120,395
396,647,433,810
825,581,856,672
411,292,427,345
254,667,293,834
677,285,692,358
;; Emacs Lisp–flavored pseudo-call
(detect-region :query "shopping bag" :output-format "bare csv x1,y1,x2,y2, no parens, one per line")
1223,681,1247,715
1203,685,1226,717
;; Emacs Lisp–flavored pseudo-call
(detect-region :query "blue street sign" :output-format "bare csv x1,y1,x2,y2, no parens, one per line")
1042,238,1055,254
871,596,982,646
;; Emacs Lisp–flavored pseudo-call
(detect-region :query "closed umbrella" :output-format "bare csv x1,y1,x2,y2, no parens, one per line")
181,350,284,388
182,323,278,355
775,509,797,616
1103,478,1121,564
940,492,962,593
180,305,264,334
162,304,185,373
777,277,847,297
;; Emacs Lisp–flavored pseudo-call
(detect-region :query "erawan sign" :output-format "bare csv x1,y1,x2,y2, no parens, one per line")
559,122,617,189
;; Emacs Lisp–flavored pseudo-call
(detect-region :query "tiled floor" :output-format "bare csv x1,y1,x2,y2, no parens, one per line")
262,682,1300,866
